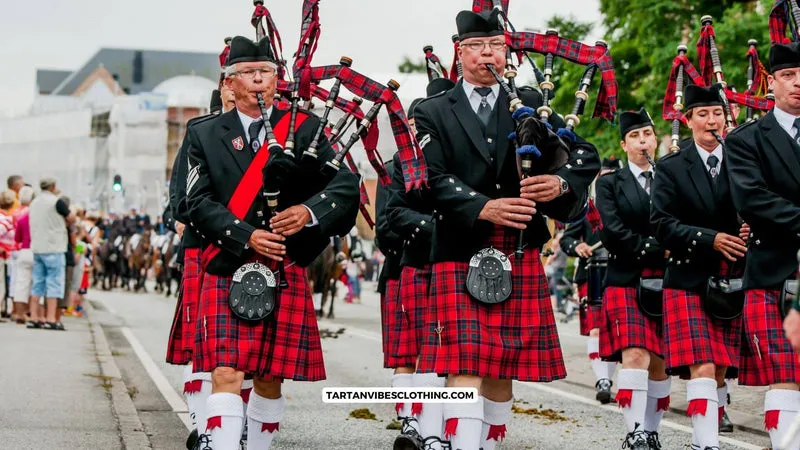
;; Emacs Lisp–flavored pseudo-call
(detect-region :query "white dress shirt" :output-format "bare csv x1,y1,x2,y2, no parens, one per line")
694,142,723,173
627,163,652,190
773,106,800,139
462,79,500,114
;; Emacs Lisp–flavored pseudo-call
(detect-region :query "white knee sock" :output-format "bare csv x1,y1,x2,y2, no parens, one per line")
588,337,606,382
241,379,253,442
616,369,649,433
717,383,728,425
481,397,513,450
606,360,618,381
686,378,719,449
183,364,199,429
414,373,443,442
765,389,800,450
246,392,285,450
643,378,671,433
392,373,414,420
184,368,211,432
205,392,244,450
443,397,484,450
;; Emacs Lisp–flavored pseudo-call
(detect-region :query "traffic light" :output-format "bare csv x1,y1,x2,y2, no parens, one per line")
112,174,122,192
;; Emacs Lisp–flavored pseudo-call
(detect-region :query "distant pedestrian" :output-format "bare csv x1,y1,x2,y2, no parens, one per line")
0,190,17,319
12,186,34,324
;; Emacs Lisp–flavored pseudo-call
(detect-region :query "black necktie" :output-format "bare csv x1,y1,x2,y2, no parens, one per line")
793,117,800,141
248,119,264,153
641,171,653,195
475,87,493,127
707,154,720,179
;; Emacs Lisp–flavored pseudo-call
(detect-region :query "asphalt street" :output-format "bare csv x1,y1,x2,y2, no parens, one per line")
87,281,773,450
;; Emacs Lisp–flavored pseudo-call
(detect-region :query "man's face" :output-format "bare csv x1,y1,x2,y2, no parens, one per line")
621,126,657,165
769,67,800,114
227,62,278,112
458,36,506,87
11,180,23,193
220,82,236,112
687,106,724,148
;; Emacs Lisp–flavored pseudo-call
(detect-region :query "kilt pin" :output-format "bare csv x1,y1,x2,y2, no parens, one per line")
393,265,432,359
738,289,800,386
192,258,326,381
599,269,664,362
166,248,202,365
416,224,567,382
382,278,415,368
578,282,602,336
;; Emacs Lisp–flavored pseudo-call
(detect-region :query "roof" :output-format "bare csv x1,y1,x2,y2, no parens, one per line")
51,48,220,96
152,75,217,108
36,69,72,94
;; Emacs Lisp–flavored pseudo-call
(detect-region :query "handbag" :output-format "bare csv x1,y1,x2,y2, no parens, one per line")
228,262,277,322
780,279,798,319
466,247,513,305
703,276,745,321
637,278,663,319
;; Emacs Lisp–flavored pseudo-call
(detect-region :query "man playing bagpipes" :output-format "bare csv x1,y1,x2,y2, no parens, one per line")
413,9,600,450
560,157,620,406
726,41,800,450
185,35,359,450
595,109,670,450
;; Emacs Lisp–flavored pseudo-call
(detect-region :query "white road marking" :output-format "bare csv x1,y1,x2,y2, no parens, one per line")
120,327,189,416
335,321,764,450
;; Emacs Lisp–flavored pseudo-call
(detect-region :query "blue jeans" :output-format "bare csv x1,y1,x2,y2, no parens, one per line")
31,253,66,299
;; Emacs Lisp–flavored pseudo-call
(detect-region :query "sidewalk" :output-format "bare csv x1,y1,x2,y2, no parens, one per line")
0,312,141,449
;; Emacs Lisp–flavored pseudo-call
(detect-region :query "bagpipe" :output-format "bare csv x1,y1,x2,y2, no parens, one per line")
663,15,773,145
246,0,426,233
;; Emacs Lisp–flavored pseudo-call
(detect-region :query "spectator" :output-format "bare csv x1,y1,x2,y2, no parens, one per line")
6,175,24,212
0,190,17,320
29,178,72,330
545,232,569,313
12,186,34,324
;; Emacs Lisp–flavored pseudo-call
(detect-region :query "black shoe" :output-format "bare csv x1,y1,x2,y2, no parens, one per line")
185,429,198,450
703,447,720,450
193,433,212,450
595,378,613,404
719,409,733,433
421,436,451,450
622,424,649,450
393,417,423,450
645,431,662,450
26,321,41,329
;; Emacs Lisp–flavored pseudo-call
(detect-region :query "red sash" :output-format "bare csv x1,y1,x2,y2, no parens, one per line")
201,112,309,270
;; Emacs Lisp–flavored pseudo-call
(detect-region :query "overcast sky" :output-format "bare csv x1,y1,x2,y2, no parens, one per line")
0,0,601,116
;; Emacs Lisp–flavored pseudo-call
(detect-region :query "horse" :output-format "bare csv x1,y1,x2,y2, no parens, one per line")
95,235,126,290
127,228,152,292
308,236,350,319
153,232,181,297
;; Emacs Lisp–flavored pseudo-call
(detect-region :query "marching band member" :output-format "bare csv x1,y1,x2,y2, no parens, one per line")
596,108,669,450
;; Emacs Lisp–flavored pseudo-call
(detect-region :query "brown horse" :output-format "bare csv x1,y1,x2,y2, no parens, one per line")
307,237,349,319
127,229,152,292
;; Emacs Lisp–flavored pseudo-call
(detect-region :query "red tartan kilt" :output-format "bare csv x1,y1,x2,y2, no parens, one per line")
382,278,415,368
599,286,662,362
392,265,431,359
416,224,566,382
166,248,202,365
739,289,800,386
662,288,742,378
578,283,602,336
191,259,325,381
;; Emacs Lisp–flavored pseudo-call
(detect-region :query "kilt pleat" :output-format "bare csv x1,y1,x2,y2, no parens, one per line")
166,248,202,365
416,224,566,382
192,259,325,381
382,278,415,368
578,283,602,336
662,288,742,378
739,289,800,386
392,265,431,359
599,286,662,361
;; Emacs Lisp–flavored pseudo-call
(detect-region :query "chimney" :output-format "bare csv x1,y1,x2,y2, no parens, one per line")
133,51,144,85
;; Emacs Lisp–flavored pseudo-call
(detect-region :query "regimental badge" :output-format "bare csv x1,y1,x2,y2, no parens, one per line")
232,136,244,151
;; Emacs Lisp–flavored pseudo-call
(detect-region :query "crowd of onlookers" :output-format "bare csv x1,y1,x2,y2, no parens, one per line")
0,175,100,331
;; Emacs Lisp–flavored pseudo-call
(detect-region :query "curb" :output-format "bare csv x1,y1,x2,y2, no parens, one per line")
559,378,769,438
86,302,152,449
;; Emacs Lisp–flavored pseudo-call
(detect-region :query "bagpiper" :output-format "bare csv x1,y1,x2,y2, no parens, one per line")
413,9,599,450
595,108,669,450
726,41,800,450
185,35,359,450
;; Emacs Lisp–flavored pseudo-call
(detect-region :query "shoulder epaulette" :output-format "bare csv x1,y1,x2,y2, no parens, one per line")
417,90,448,106
728,119,757,136
187,112,219,128
658,150,681,162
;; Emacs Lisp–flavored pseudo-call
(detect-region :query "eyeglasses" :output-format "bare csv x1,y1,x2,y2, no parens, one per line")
460,40,507,52
231,67,276,79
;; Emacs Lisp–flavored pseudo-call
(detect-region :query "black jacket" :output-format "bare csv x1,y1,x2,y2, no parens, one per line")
596,166,665,287
414,80,600,262
726,111,800,288
375,161,403,294
650,139,740,290
186,107,359,276
385,153,434,269
560,217,602,284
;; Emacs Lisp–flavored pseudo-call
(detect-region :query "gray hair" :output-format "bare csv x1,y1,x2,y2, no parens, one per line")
18,186,34,205
0,190,15,210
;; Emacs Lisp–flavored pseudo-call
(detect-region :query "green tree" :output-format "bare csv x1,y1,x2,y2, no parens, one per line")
398,56,427,74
